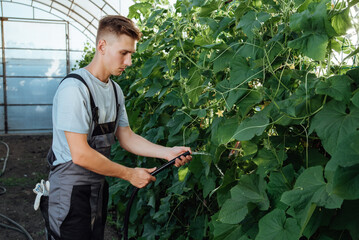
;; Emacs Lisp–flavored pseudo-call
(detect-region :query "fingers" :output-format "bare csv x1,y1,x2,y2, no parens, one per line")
130,168,156,188
174,153,192,167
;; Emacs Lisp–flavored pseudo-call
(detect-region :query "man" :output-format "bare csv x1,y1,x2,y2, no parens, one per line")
47,15,192,240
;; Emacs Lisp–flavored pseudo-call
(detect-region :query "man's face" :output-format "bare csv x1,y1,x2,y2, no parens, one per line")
101,34,136,76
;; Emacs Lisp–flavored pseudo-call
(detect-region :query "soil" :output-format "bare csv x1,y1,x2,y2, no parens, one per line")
0,134,119,240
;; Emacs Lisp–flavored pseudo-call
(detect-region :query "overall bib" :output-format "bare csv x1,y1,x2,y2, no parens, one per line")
44,74,120,240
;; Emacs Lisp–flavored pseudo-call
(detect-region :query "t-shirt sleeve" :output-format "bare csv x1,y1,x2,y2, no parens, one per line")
55,83,91,134
116,85,129,127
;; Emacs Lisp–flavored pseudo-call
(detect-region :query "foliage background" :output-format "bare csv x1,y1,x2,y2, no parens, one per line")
76,0,359,239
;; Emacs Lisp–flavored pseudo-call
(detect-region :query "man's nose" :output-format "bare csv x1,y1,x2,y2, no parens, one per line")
124,54,132,66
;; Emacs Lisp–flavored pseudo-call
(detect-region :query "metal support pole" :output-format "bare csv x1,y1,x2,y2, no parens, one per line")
66,21,70,74
1,17,8,133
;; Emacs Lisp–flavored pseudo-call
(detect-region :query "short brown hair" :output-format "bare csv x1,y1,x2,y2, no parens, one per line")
96,15,141,45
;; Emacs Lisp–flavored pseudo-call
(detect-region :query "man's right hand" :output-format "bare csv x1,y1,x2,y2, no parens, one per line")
128,167,156,188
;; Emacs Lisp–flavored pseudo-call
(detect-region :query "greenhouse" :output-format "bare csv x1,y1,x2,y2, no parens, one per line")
1,0,359,239
0,0,127,134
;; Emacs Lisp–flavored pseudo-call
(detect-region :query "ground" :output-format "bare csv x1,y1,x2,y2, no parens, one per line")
0,134,119,240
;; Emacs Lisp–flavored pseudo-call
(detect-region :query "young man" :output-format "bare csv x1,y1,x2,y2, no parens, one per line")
47,15,192,240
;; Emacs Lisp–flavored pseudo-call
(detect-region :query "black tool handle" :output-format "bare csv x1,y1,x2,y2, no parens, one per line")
150,151,191,176
123,151,191,240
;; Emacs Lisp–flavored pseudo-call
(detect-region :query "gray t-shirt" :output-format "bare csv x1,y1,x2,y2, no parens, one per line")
51,68,129,166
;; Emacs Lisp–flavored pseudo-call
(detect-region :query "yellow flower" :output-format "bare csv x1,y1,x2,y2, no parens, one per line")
216,109,224,117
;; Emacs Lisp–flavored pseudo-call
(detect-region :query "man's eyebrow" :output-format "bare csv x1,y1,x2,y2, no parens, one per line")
120,49,135,53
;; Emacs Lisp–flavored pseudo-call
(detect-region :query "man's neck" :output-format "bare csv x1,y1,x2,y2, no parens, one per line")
84,56,111,83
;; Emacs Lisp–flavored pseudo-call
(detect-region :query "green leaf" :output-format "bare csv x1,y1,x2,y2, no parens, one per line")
194,35,212,46
231,174,269,210
213,50,233,73
331,8,352,35
201,173,216,198
219,174,269,224
238,41,264,60
332,164,359,200
352,91,359,108
315,75,352,102
142,56,161,77
288,33,328,61
237,11,270,39
138,38,153,53
145,127,164,143
178,166,189,182
310,100,359,155
346,68,359,84
146,9,166,28
160,91,183,109
128,2,152,18
256,209,301,240
218,199,249,224
253,149,279,178
288,1,330,60
189,215,205,239
145,82,162,97
199,1,219,17
330,132,359,167
267,164,295,208
331,200,359,239
237,91,263,117
186,69,204,105
233,114,269,141
281,166,343,227
210,213,243,240
241,141,258,158
230,55,263,87
166,111,192,136
226,88,247,109
212,116,240,145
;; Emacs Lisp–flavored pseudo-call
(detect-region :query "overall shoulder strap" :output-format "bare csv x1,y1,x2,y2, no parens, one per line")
60,73,99,123
110,80,120,126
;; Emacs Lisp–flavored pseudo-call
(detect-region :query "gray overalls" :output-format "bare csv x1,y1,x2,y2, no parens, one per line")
44,74,119,240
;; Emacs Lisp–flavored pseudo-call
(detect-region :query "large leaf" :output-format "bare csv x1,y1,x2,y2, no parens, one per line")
352,91,359,108
331,8,352,35
186,69,204,105
218,199,249,224
330,132,359,168
256,209,301,240
267,164,295,208
210,213,249,240
281,166,343,227
219,174,269,224
310,100,359,155
236,11,270,39
331,200,359,239
230,55,263,87
237,91,263,117
288,0,330,61
211,116,241,145
332,164,359,200
142,55,161,77
315,75,352,102
288,32,328,61
252,149,279,178
213,50,233,73
233,113,269,142
226,88,248,109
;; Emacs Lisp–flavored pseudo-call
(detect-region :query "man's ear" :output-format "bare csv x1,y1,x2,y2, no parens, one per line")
97,39,107,55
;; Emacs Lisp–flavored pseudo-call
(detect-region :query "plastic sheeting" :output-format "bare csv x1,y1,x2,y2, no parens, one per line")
2,0,122,42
